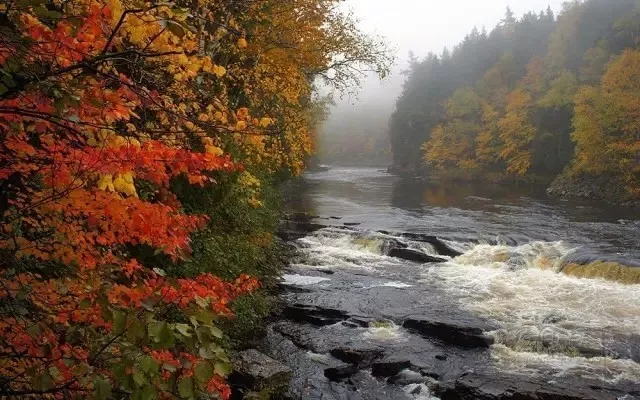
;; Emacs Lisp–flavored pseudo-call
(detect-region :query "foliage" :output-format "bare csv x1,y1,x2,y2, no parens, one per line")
390,0,638,197
0,0,390,398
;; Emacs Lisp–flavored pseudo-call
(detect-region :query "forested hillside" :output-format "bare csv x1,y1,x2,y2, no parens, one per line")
0,0,389,398
390,0,639,201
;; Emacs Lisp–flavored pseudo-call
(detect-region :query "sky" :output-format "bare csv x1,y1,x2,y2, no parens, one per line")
322,0,568,132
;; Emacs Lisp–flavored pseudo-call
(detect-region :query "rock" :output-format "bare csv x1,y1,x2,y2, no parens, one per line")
435,354,447,361
343,222,361,226
330,348,383,367
315,268,335,275
388,248,447,263
403,318,494,348
283,304,349,326
346,316,375,327
324,364,358,382
277,221,327,241
387,369,426,385
229,349,292,394
371,360,412,377
378,231,463,257
399,233,464,257
440,372,637,400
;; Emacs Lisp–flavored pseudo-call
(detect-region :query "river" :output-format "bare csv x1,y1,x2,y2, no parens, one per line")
265,167,640,400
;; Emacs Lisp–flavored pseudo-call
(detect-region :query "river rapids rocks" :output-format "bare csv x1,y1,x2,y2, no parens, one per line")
253,214,640,400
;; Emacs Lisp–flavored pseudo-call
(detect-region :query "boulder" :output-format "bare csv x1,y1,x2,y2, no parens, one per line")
440,372,637,400
388,248,447,263
330,347,383,367
402,318,494,348
387,369,426,385
230,349,292,394
324,364,358,382
283,304,349,326
371,360,412,377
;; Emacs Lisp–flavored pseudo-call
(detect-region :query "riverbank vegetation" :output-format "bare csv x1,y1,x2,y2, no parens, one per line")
0,0,390,398
390,0,639,202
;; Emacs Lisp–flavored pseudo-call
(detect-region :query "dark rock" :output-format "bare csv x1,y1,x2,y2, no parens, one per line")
282,304,349,326
378,231,463,257
440,372,637,400
388,248,447,263
330,348,383,367
324,364,358,382
387,369,426,385
371,360,412,377
346,316,374,327
277,221,327,241
315,268,335,275
330,216,342,220
435,354,447,361
400,233,464,257
229,349,292,393
343,222,361,226
403,318,494,348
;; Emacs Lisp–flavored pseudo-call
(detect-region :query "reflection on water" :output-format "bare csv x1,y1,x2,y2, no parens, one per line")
284,167,640,264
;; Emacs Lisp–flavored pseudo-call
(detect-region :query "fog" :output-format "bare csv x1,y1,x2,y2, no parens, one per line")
319,0,566,166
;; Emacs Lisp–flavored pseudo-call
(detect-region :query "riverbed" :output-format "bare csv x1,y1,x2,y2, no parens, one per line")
266,167,640,399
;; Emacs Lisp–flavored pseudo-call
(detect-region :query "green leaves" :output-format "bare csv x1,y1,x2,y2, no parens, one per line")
93,377,112,400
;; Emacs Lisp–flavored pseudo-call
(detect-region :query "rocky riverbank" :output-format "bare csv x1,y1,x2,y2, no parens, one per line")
249,216,640,400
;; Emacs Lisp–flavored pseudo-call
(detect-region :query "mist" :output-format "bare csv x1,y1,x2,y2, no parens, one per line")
318,0,566,166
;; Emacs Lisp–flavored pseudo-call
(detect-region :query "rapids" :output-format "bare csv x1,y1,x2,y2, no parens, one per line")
265,167,640,399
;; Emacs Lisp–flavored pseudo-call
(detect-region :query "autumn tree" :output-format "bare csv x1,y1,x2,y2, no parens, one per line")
572,50,640,196
0,0,390,398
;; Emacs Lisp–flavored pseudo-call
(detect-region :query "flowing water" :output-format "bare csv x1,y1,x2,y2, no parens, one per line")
266,167,640,399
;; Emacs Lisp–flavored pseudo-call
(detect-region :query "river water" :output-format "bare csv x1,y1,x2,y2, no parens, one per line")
266,167,640,400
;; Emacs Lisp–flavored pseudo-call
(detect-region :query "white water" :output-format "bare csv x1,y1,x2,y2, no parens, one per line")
292,229,640,383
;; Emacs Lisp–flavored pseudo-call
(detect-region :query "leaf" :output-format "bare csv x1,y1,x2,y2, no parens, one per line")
194,361,213,384
214,361,232,377
94,377,112,400
175,323,191,337
32,372,54,391
209,325,223,339
178,377,195,398
138,355,159,374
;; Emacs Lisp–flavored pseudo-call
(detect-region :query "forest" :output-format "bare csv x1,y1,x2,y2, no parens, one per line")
0,0,390,398
390,0,640,201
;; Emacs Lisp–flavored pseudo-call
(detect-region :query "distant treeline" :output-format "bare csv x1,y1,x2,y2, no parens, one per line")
390,0,639,197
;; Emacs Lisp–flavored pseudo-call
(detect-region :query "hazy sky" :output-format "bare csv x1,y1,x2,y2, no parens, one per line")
323,0,567,129
345,0,567,67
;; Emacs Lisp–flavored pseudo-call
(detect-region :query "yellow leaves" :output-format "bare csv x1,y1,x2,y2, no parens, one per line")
235,121,247,131
237,38,248,49
259,117,273,127
212,65,226,78
97,173,137,197
97,174,115,192
113,173,138,198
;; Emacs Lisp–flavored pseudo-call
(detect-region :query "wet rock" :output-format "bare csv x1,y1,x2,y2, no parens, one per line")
387,369,426,385
388,248,447,263
403,318,494,348
283,304,349,326
371,360,412,377
440,372,635,400
400,233,464,257
324,364,358,382
315,268,335,275
229,349,292,394
277,221,327,241
330,348,383,367
346,316,375,327
378,231,463,257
